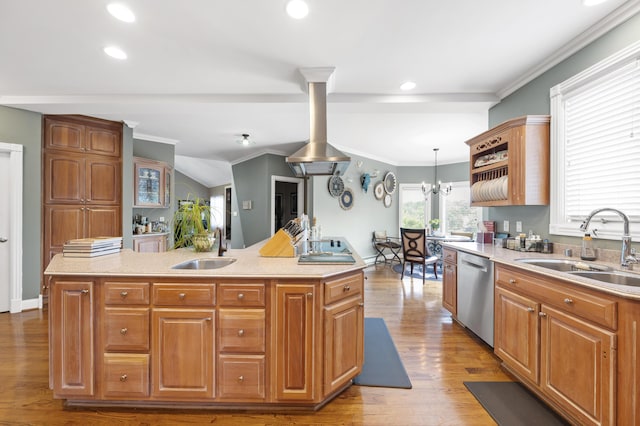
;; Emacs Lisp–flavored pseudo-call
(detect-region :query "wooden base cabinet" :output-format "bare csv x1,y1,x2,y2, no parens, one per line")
494,264,617,426
442,248,457,316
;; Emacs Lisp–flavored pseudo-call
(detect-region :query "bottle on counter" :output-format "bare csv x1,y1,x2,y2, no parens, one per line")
580,233,597,261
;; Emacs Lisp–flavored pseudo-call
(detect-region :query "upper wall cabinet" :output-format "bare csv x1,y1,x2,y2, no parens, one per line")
44,116,121,158
134,157,172,208
465,115,550,207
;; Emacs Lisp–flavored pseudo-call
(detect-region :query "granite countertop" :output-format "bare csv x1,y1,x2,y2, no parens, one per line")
45,238,366,279
442,241,640,300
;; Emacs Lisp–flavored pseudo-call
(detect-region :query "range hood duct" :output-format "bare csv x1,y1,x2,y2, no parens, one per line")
286,68,350,177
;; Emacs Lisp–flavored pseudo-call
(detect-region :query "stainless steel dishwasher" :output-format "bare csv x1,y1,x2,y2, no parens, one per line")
457,252,494,347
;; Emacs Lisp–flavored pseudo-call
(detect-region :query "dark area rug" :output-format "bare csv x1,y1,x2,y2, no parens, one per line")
392,262,441,280
353,318,412,389
464,381,569,426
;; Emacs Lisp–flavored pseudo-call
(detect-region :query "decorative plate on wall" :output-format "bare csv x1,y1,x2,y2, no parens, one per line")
339,188,354,210
374,181,384,200
383,172,397,194
383,193,392,208
328,175,345,197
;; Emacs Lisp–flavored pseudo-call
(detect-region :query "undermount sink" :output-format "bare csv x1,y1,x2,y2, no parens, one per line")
171,258,237,270
515,258,613,272
568,271,640,287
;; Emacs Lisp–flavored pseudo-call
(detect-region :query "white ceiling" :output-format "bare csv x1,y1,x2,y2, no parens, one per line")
1,0,639,187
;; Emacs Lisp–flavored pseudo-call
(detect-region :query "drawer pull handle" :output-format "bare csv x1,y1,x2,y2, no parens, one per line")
564,298,573,304
120,291,128,298
508,279,517,284
238,329,245,336
539,312,547,317
120,328,128,335
343,285,350,292
237,293,245,300
120,374,127,382
178,293,186,300
238,375,244,382
81,289,89,294
527,307,534,313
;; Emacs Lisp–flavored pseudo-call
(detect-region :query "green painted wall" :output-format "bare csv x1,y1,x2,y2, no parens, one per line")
488,13,640,249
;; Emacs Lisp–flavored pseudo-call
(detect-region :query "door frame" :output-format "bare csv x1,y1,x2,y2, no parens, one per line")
0,142,23,313
270,176,304,235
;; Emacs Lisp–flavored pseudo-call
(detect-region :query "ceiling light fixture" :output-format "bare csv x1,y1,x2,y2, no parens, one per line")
237,134,254,147
422,148,452,198
582,0,608,6
107,3,136,23
400,81,416,91
103,46,127,60
286,0,309,19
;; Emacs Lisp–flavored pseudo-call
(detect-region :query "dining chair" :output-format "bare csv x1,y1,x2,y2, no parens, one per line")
372,230,402,265
400,228,439,284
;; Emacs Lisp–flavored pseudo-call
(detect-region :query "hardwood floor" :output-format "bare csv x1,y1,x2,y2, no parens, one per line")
0,265,511,425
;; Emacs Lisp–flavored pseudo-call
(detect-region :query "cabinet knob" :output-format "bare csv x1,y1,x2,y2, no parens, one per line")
359,302,364,307
205,317,212,321
120,328,128,335
343,285,350,292
120,374,127,382
509,279,517,284
120,291,128,298
238,375,244,382
563,298,573,304
178,293,186,300
237,293,244,300
527,307,534,312
238,329,245,337
539,312,547,317
81,289,89,294
306,292,313,298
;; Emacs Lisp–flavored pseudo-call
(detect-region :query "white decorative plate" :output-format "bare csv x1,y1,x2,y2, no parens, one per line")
328,175,345,197
374,181,384,200
383,193,392,208
383,172,397,194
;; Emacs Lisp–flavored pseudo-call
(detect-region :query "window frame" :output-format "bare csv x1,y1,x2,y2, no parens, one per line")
549,40,640,240
438,181,482,235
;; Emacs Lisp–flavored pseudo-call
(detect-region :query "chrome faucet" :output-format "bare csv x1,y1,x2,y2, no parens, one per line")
580,208,636,268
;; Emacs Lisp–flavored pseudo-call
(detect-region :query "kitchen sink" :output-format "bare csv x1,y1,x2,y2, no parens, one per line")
515,258,613,272
569,271,640,287
171,258,237,270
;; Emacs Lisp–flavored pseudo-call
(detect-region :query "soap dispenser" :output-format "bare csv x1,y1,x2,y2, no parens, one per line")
580,233,597,261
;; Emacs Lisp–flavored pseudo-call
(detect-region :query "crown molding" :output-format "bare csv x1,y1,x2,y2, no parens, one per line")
133,132,179,145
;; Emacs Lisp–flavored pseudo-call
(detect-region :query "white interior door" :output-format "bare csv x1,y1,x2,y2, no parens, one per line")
0,151,10,312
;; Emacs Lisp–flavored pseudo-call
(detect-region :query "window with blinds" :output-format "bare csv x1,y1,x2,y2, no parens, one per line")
550,41,640,239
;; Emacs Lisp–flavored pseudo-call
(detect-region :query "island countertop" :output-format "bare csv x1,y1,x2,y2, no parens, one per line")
45,238,366,279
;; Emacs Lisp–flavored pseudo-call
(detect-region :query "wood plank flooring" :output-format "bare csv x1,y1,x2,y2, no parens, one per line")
0,265,512,425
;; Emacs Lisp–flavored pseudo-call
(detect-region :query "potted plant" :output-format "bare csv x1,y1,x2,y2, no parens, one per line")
429,218,441,235
172,195,218,252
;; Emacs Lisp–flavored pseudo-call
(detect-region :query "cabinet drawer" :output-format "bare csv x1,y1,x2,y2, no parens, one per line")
324,273,363,305
218,283,265,307
217,355,266,400
442,248,457,264
219,309,265,353
496,265,617,330
102,354,149,398
103,308,150,351
104,282,150,305
152,283,215,306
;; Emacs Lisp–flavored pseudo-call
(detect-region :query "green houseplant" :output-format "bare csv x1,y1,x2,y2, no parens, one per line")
172,196,217,252
429,218,441,234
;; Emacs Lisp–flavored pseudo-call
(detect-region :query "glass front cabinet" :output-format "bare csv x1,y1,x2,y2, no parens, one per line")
134,157,171,208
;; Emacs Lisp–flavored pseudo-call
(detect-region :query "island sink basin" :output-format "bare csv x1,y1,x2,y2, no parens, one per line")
171,258,237,270
515,258,613,272
569,271,640,287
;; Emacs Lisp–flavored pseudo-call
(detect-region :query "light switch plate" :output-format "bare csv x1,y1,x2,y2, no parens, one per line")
516,221,522,233
503,220,509,232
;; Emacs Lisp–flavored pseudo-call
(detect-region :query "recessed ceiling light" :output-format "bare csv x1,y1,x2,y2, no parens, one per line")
104,46,127,60
582,0,608,6
286,0,309,19
107,3,135,23
400,81,416,91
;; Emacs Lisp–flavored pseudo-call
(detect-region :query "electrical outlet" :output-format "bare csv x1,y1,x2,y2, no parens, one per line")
516,221,522,233
503,220,509,232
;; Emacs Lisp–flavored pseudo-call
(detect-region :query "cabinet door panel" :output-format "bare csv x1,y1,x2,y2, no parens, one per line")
86,126,121,157
218,355,266,400
44,118,84,151
102,354,149,398
152,309,215,399
133,236,164,253
86,158,121,204
44,152,84,204
219,309,265,353
103,308,150,351
51,281,94,397
442,262,457,315
541,306,616,426
85,206,120,238
44,205,84,252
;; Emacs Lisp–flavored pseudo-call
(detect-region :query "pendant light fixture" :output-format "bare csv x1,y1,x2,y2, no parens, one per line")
422,148,452,198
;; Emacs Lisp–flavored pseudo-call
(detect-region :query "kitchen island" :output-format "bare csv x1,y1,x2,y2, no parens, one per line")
45,240,366,411
442,241,640,426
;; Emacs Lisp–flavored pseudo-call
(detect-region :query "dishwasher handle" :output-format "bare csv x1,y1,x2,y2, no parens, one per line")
459,256,490,273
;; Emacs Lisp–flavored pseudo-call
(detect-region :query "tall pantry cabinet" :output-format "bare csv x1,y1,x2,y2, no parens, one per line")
42,115,123,294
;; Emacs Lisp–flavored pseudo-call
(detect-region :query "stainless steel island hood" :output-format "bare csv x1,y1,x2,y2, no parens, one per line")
286,67,350,177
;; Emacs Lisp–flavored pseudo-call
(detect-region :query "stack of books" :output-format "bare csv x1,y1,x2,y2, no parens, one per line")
63,236,123,258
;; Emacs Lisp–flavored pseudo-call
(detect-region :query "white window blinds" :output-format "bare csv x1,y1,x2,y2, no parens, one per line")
563,59,640,220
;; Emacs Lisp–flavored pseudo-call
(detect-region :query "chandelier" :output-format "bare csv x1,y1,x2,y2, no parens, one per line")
422,148,452,198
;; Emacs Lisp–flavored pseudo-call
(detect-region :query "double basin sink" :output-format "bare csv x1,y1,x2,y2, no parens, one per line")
515,258,640,287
